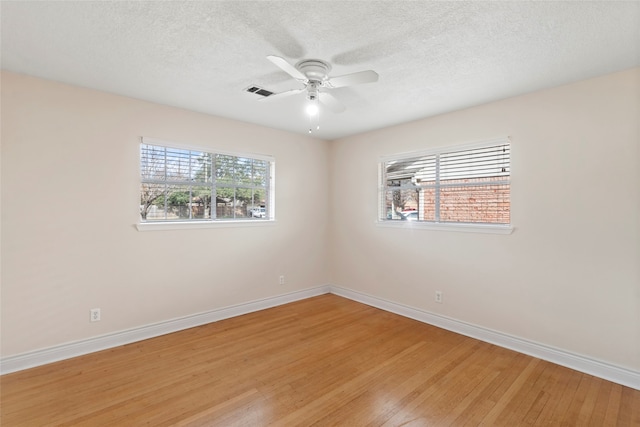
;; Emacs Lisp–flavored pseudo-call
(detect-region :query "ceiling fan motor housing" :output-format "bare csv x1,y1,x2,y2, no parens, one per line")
296,59,332,83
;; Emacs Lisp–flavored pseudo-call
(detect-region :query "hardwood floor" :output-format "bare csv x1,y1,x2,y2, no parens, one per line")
1,294,639,426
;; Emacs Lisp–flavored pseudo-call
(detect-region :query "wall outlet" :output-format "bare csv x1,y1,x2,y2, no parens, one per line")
90,308,101,322
279,275,285,285
435,291,443,304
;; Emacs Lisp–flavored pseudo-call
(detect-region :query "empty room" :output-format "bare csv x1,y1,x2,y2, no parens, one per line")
1,1,639,425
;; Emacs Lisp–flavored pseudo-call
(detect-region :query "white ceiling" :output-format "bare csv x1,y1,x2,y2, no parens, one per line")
2,1,639,140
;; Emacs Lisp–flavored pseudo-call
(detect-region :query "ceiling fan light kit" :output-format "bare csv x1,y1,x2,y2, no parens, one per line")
261,55,379,133
306,99,319,116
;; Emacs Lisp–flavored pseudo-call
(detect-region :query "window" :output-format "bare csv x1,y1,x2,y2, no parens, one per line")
140,138,274,223
380,138,510,230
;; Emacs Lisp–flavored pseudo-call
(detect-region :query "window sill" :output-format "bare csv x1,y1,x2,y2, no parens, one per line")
376,220,513,234
136,219,276,231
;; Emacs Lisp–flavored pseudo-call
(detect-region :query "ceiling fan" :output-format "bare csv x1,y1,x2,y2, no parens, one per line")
262,55,379,114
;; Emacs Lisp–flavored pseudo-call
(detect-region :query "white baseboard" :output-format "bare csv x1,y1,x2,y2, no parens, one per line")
2,284,638,391
0,285,331,375
330,285,640,391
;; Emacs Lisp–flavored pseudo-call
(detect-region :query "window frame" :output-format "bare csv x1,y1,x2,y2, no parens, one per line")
378,137,513,234
137,137,275,231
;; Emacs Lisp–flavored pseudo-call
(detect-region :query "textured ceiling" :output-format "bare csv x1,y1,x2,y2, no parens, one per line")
2,1,639,140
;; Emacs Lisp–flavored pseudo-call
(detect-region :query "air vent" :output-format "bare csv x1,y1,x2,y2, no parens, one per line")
244,85,273,97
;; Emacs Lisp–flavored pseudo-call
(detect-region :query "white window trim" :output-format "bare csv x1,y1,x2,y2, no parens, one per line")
136,219,277,232
376,219,513,234
138,137,275,230
378,137,512,234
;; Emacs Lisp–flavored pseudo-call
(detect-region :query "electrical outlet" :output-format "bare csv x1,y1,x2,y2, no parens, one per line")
435,291,443,304
90,308,101,322
279,275,285,285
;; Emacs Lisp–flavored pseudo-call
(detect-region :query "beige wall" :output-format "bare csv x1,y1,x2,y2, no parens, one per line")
1,71,331,356
2,68,639,373
329,68,640,371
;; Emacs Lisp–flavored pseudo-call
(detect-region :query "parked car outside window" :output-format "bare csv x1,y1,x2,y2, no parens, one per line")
401,211,418,221
250,207,266,218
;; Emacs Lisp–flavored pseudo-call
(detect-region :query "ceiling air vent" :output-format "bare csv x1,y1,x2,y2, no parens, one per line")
245,85,273,97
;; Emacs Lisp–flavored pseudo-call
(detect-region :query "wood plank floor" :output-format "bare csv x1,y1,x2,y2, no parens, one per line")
1,294,639,426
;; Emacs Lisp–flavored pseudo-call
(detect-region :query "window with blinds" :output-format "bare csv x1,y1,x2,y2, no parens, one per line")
380,139,510,226
140,139,273,222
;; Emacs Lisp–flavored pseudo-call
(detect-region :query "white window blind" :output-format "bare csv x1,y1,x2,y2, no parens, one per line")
140,140,273,222
380,139,510,225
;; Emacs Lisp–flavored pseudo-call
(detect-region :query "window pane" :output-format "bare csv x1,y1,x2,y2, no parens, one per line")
251,188,265,206
140,182,167,220
164,185,191,220
191,186,212,219
385,155,436,184
245,189,266,218
440,144,510,180
252,160,268,186
215,154,235,184
236,157,253,185
419,187,437,221
191,152,212,183
165,148,191,181
382,188,421,220
235,187,252,217
439,178,510,224
140,145,166,180
215,186,235,219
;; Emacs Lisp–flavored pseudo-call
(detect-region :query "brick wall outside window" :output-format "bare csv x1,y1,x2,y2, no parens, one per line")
420,176,510,224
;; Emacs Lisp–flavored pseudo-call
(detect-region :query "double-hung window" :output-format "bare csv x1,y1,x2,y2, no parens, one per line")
140,138,274,224
379,138,511,232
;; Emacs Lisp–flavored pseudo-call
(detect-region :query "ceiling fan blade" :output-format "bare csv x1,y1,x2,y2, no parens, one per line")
326,70,379,88
267,55,307,81
259,87,305,101
319,92,346,113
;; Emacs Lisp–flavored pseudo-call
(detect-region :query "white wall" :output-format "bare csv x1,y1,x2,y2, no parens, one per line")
2,68,639,374
1,71,331,357
329,68,640,371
